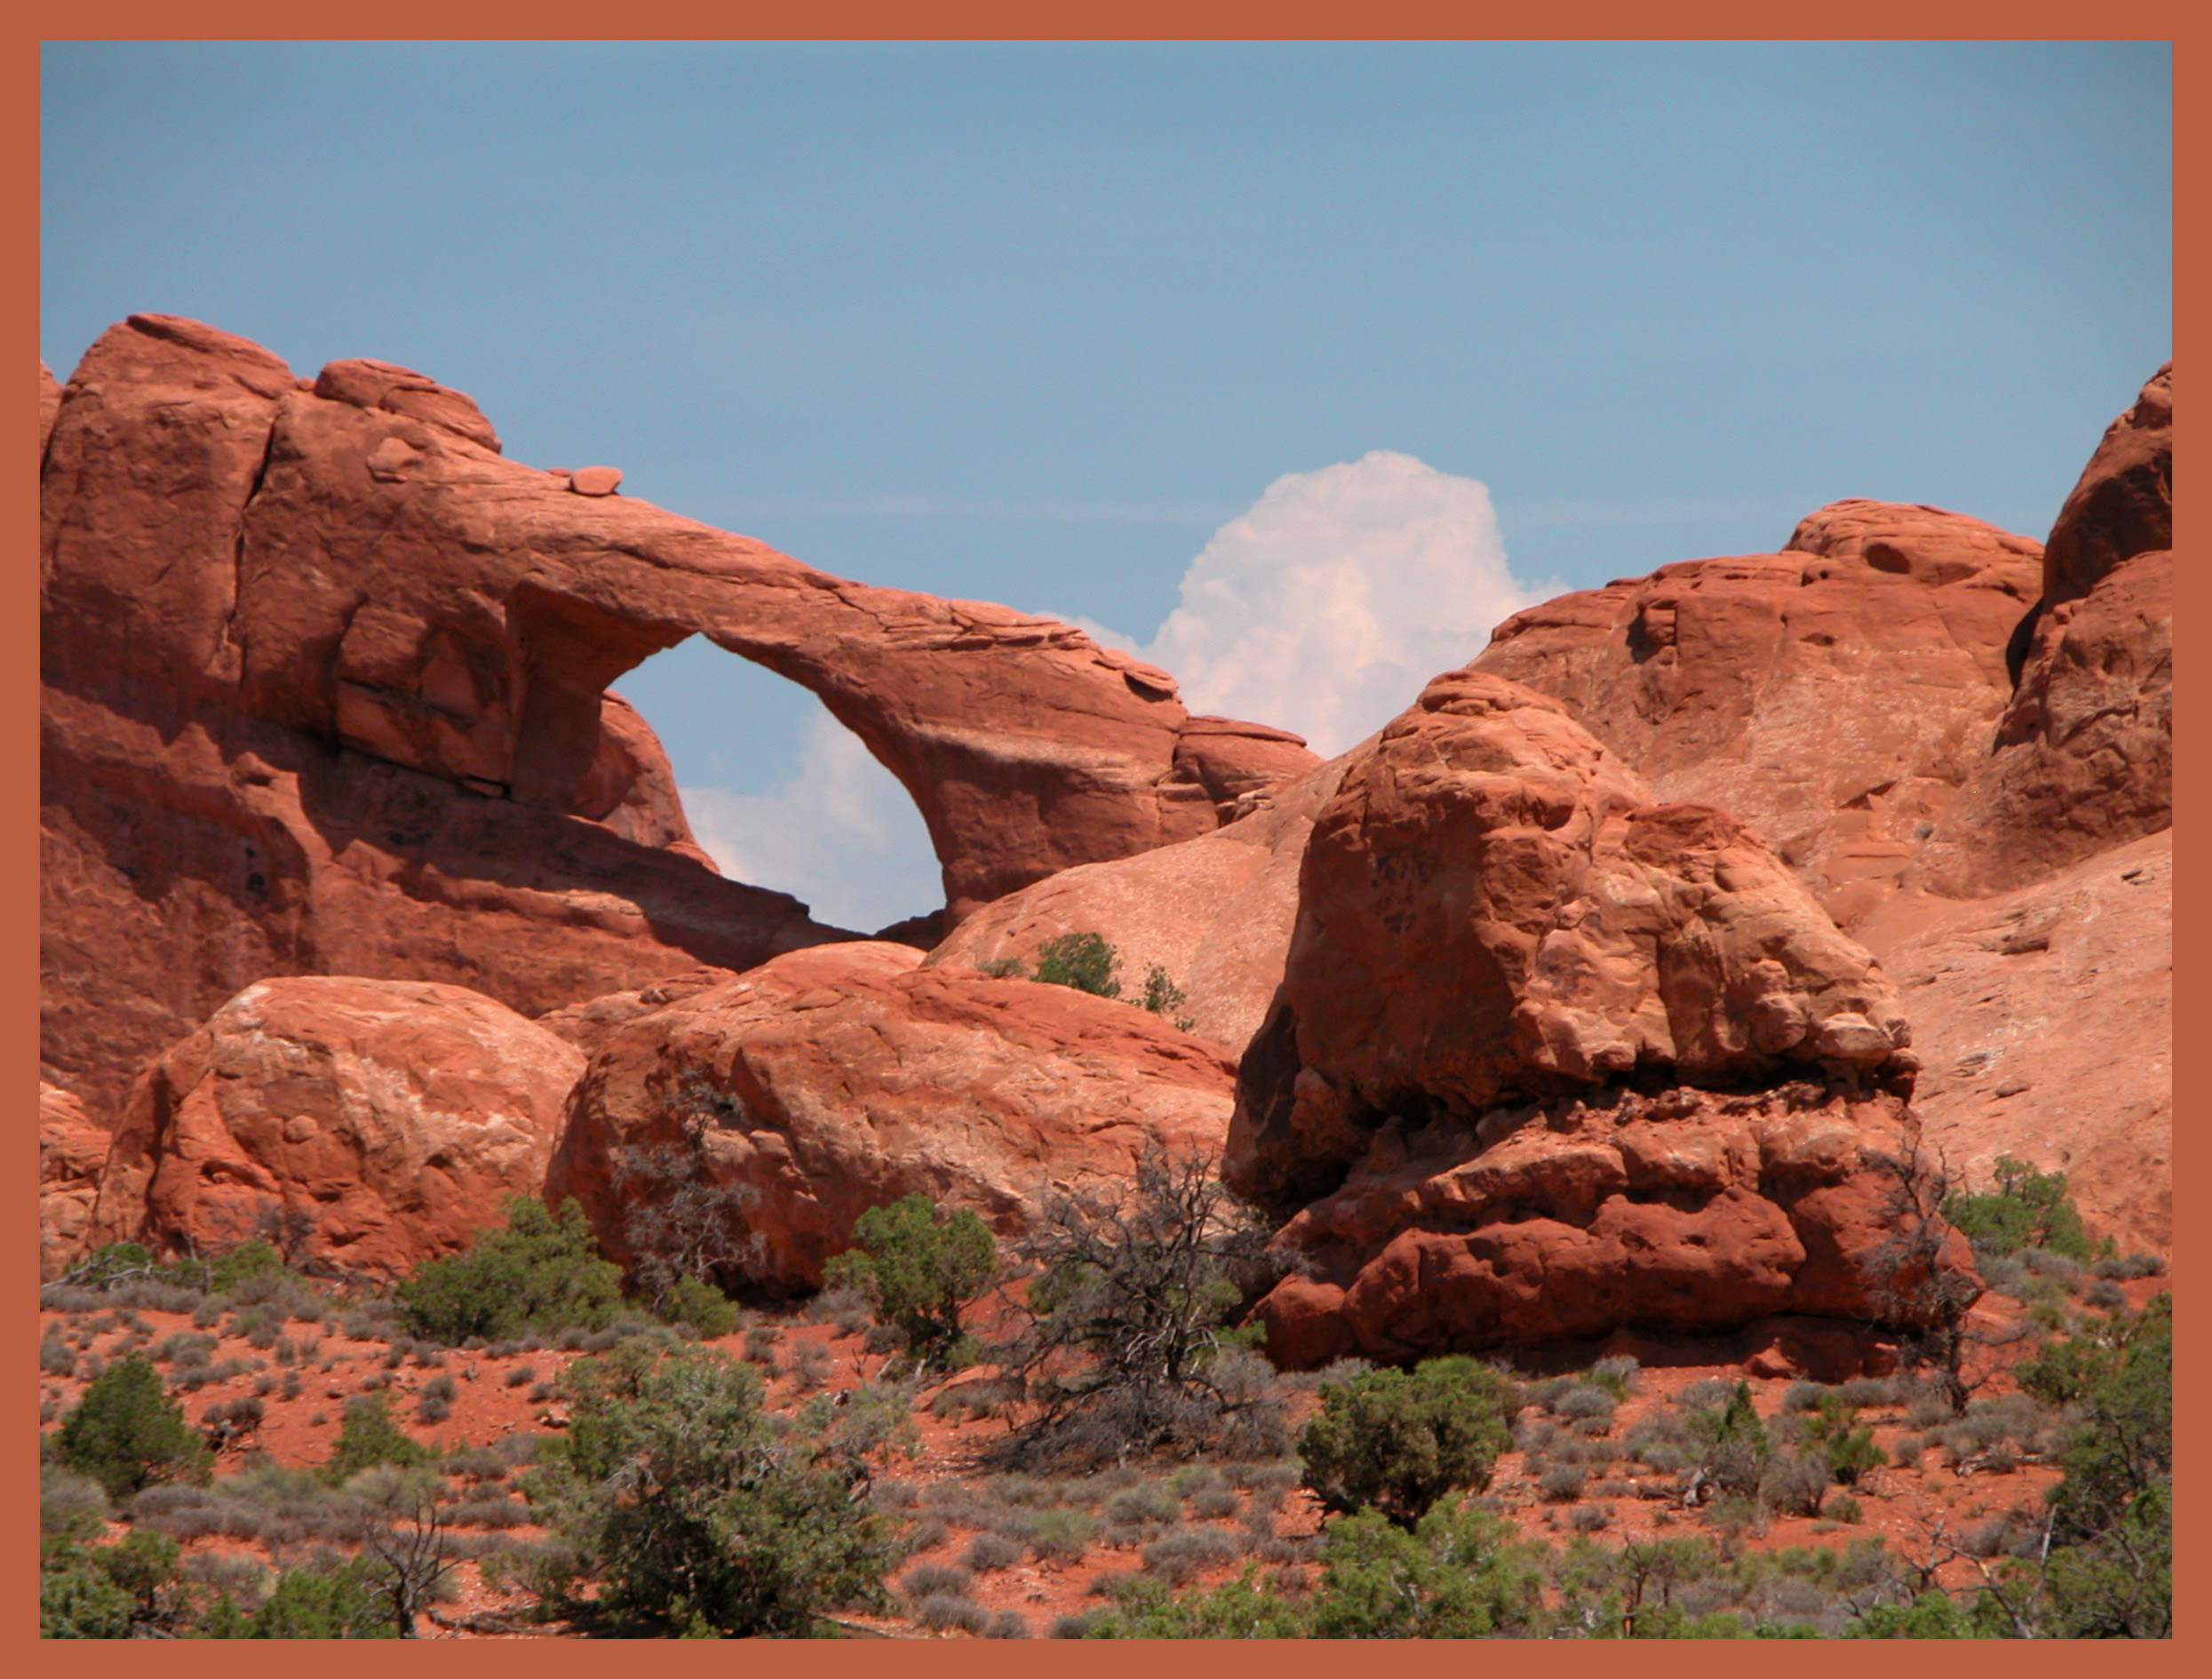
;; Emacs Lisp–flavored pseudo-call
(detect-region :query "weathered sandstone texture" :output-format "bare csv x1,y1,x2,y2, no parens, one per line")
1909,367,2173,898
89,976,585,1277
1471,501,2042,927
1228,671,1967,1363
41,1083,111,1283
1856,831,2171,1257
925,756,1352,1054
545,942,1237,1294
41,314,1308,1125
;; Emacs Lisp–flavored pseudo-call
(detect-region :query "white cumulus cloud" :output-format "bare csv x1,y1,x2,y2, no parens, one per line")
681,711,943,934
1134,450,1548,756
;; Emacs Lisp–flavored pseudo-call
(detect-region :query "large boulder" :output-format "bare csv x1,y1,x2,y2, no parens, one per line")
41,1082,110,1283
1471,501,2041,927
1229,671,1965,1362
40,314,1307,1126
89,976,585,1277
1256,1085,1967,1368
1856,831,2171,1257
1230,671,1914,1215
924,755,1351,1054
545,942,1237,1293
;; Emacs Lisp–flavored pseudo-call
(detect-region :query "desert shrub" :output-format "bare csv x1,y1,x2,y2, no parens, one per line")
523,1341,904,1636
903,1561,975,1598
57,1354,213,1499
1142,1525,1243,1585
916,1592,991,1634
611,1143,760,1320
504,1364,537,1389
40,1464,113,1540
1139,964,1197,1030
39,1544,139,1638
786,1337,833,1393
1190,1485,1242,1520
40,1334,77,1377
1029,1506,1099,1563
1539,1463,1587,1503
1306,1505,1547,1638
822,1193,997,1370
1587,1356,1641,1397
1569,1503,1614,1533
1944,1156,2096,1261
322,1396,432,1484
237,1555,394,1638
984,1609,1031,1637
395,1197,623,1345
1299,1357,1516,1527
993,1147,1285,1468
1032,931,1121,998
1551,1383,1617,1423
964,1531,1025,1572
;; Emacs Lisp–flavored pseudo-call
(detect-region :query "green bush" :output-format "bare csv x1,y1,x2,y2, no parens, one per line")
524,1341,905,1635
238,1556,394,1638
1943,1156,2097,1261
322,1395,433,1484
55,1355,212,1500
39,1545,138,1638
824,1193,997,1370
394,1197,623,1344
663,1272,742,1339
1032,932,1120,998
1299,1357,1516,1527
1306,1504,1546,1637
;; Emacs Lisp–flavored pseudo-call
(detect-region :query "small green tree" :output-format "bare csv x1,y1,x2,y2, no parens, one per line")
1944,1155,2097,1260
38,1545,138,1639
525,1341,903,1635
56,1355,212,1500
244,1556,394,1638
395,1196,623,1343
1032,931,1120,998
1299,1357,1517,1528
824,1194,997,1369
322,1396,433,1485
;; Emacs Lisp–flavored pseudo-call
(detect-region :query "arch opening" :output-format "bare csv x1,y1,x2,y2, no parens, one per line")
612,634,944,937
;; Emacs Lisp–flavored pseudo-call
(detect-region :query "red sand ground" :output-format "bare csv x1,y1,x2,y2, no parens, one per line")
41,1277,2165,1638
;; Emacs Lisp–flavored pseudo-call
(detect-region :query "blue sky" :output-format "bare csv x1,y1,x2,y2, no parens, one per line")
42,40,2171,929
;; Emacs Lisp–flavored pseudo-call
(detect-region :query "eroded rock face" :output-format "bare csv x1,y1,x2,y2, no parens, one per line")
924,755,1351,1054
545,942,1237,1293
1230,672,1914,1215
1907,369,2174,898
1255,1086,1969,1368
2037,363,2172,617
1472,502,2042,927
1229,672,1962,1361
41,1083,110,1283
41,314,1307,1125
90,977,585,1277
1857,832,2171,1256
1908,552,2171,897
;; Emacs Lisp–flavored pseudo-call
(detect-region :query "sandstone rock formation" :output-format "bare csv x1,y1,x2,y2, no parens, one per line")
41,1083,111,1283
1908,366,2173,898
925,755,1351,1053
41,314,1308,1126
1255,1085,1964,1369
90,976,585,1277
545,942,1237,1294
1471,501,2042,927
2035,362,2173,620
1228,671,1964,1362
1855,831,2171,1256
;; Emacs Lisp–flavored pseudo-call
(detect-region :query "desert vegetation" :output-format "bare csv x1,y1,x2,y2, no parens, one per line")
36,1151,2168,1639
